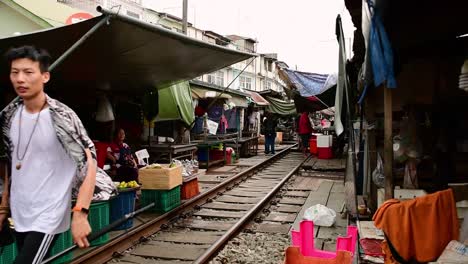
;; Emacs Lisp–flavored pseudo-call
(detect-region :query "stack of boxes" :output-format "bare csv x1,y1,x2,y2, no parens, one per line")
139,165,182,213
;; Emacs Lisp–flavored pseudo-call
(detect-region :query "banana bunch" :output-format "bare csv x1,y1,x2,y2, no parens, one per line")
118,181,139,189
146,163,162,169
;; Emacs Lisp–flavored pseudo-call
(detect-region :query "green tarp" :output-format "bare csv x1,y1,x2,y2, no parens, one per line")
156,81,195,127
266,96,297,116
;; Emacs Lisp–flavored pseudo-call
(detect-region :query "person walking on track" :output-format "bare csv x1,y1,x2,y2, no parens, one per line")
0,46,96,264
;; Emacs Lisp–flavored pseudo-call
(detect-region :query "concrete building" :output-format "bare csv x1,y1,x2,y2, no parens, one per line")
0,0,85,38
58,0,144,19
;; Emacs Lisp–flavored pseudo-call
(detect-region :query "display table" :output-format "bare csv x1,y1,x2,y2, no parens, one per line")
225,136,259,158
141,143,197,163
194,132,238,141
192,140,226,170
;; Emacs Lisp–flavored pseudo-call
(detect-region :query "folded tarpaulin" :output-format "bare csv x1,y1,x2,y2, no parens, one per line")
282,69,337,98
265,96,296,116
155,81,195,127
0,8,254,94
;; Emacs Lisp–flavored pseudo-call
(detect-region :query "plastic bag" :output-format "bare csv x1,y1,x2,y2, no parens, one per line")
372,153,385,188
303,204,336,227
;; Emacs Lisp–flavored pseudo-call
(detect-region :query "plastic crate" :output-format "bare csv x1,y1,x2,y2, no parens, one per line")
141,186,181,213
48,230,72,264
0,242,17,264
197,149,209,161
181,177,200,200
318,147,333,159
309,138,317,154
110,189,136,230
88,201,110,246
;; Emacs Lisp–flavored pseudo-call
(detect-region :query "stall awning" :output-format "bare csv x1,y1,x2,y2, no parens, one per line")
228,96,248,108
191,87,232,99
156,81,195,127
189,80,249,107
282,69,337,98
247,91,270,106
265,96,296,116
0,8,255,94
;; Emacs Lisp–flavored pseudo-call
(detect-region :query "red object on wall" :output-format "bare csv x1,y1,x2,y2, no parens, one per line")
94,141,109,169
66,12,93,25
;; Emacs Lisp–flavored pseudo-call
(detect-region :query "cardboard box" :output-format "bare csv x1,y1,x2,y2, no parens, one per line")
139,164,182,190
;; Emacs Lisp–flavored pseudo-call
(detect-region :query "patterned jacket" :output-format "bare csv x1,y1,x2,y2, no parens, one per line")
0,94,114,198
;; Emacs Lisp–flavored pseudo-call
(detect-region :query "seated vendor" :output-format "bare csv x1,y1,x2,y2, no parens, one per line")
107,128,139,183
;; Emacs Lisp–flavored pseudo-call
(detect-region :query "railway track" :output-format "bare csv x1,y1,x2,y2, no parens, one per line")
70,145,309,264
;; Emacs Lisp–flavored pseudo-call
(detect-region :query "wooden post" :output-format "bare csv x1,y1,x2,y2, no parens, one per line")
384,86,394,200
365,96,378,210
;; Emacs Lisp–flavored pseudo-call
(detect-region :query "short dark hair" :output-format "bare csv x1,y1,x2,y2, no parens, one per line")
5,45,51,73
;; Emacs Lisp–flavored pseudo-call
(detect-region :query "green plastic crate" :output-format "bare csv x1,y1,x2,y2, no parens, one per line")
0,242,17,264
88,201,110,246
48,230,72,264
141,186,181,213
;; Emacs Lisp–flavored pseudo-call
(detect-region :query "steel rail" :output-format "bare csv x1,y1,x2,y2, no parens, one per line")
70,144,297,264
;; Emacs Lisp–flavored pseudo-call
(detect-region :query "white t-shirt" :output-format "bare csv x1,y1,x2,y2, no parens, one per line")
9,107,77,234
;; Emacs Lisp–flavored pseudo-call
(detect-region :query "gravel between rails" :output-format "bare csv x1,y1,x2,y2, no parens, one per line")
210,232,290,264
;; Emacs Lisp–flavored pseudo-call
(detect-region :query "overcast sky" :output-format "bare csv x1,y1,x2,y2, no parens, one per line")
142,0,355,74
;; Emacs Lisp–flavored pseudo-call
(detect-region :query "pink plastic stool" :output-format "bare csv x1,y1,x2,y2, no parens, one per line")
291,220,358,258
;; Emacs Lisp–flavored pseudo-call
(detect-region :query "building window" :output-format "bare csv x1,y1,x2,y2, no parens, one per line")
126,10,140,19
239,76,252,90
208,71,224,86
265,81,272,90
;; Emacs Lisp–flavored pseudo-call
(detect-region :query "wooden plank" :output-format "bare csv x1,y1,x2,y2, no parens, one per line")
193,209,244,218
237,186,272,192
288,177,323,191
118,255,191,264
331,183,345,193
254,223,291,234
216,195,260,204
197,175,223,183
131,241,206,260
251,176,282,180
316,226,347,239
153,231,221,244
292,180,334,232
224,190,267,197
323,241,336,252
201,202,252,211
384,86,393,200
276,205,302,213
284,191,310,198
176,219,235,231
238,183,277,189
279,197,307,205
264,212,296,223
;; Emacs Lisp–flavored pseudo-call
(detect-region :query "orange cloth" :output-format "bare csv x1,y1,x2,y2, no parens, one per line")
373,189,459,263
283,247,353,264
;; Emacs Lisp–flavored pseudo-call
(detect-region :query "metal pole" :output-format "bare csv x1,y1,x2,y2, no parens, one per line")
384,86,393,200
49,16,109,71
182,0,188,35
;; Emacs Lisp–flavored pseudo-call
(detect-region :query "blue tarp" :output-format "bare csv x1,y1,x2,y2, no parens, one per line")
283,69,337,97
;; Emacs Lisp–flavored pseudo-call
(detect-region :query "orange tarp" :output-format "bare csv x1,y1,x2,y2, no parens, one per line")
373,189,459,263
